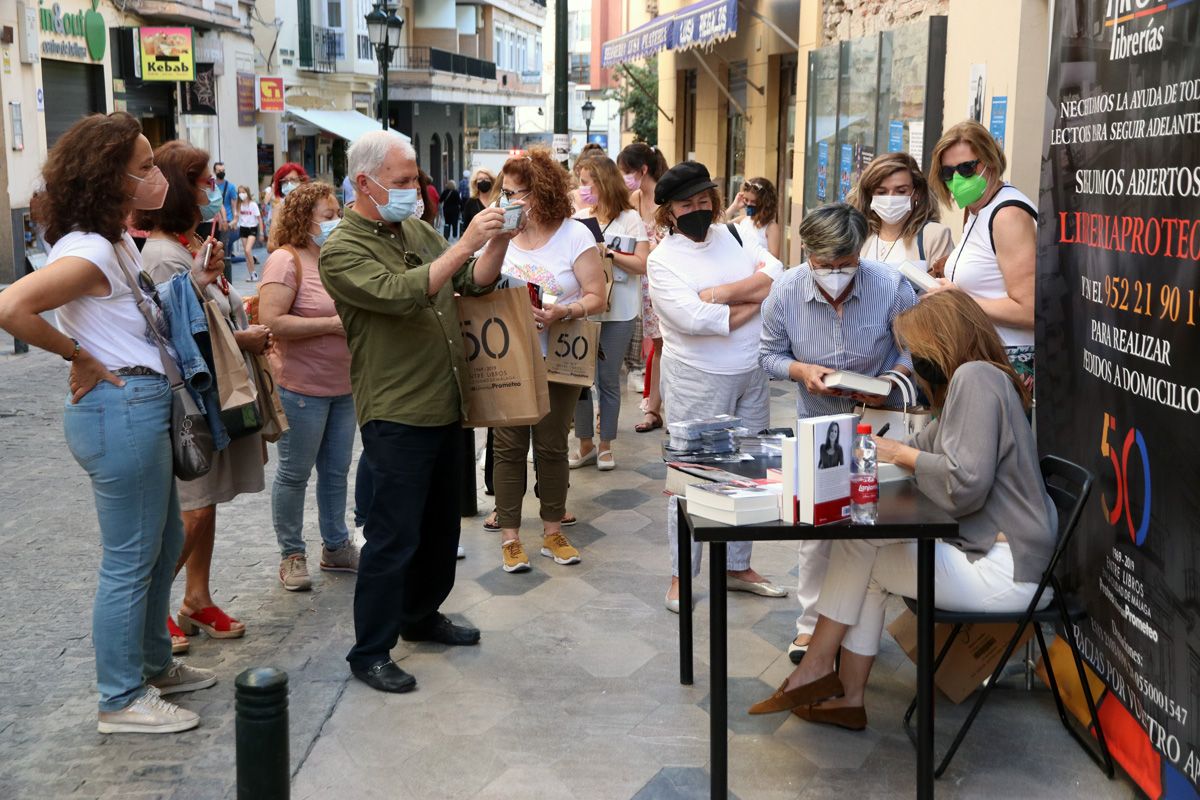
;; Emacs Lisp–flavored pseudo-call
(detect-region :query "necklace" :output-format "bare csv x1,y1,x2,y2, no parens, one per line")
875,234,900,263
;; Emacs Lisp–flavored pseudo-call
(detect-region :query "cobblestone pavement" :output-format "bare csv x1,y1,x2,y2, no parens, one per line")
0,310,1140,799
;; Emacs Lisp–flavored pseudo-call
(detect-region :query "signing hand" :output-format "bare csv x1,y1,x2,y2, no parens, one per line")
235,324,272,354
790,361,837,396
69,350,124,403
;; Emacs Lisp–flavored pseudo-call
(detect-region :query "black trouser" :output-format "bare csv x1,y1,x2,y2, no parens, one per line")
347,420,463,672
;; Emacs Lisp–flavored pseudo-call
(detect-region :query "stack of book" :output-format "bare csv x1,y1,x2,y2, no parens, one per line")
684,481,782,526
666,415,743,452
664,461,754,496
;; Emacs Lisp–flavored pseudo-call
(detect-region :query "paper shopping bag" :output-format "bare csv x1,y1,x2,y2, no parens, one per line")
457,287,550,428
545,318,600,387
201,294,259,412
250,352,289,443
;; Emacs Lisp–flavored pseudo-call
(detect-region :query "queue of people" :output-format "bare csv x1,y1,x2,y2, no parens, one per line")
0,109,1052,745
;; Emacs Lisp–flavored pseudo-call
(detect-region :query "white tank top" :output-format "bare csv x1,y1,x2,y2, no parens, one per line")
946,184,1037,348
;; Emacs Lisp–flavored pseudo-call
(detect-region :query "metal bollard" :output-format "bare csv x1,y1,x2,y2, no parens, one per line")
235,667,290,800
461,428,479,517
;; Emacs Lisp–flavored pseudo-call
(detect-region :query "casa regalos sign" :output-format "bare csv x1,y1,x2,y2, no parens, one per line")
39,0,107,62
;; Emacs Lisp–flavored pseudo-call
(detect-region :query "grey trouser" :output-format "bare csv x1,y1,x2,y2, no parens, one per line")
574,319,637,442
661,356,770,576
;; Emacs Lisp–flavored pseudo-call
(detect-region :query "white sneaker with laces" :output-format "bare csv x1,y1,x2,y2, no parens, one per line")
97,686,200,734
148,658,217,695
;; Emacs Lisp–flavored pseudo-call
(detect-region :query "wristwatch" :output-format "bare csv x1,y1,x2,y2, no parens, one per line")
63,338,81,362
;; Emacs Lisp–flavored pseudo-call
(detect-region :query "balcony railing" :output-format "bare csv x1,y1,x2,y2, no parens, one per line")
299,24,340,72
389,46,497,81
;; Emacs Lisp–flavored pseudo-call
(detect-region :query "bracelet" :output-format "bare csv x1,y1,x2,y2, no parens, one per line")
63,338,80,362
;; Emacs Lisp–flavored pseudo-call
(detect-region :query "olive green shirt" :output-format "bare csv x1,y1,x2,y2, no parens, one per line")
319,208,495,427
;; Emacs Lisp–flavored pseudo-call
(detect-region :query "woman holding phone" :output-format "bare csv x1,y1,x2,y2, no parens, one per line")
570,156,649,471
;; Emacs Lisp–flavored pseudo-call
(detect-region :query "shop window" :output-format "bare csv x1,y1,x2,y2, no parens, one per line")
803,16,947,214
725,64,748,202
682,69,697,160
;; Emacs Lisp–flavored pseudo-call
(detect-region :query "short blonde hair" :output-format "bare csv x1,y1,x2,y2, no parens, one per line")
927,120,1006,208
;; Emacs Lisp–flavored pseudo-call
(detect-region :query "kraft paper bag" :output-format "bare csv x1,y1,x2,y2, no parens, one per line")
201,294,259,412
457,287,550,428
545,318,600,387
250,352,289,443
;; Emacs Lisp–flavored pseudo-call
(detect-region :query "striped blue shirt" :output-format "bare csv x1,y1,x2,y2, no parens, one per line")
759,259,917,418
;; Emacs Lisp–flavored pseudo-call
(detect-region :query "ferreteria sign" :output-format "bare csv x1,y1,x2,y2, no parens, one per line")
39,0,107,62
1039,0,1200,796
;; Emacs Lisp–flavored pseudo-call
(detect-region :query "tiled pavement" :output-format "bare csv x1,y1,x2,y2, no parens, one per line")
0,297,1140,799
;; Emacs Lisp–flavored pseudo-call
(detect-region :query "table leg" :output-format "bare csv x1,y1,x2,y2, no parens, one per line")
710,540,728,800
677,500,693,686
917,538,934,799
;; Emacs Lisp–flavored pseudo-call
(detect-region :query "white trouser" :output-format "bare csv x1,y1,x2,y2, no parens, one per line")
815,539,1047,657
661,356,770,577
794,539,831,636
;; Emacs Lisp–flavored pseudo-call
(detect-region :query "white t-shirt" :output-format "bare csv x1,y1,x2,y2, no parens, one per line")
647,224,783,375
52,231,169,373
501,218,598,354
734,215,770,252
237,201,261,229
946,185,1037,348
575,208,648,322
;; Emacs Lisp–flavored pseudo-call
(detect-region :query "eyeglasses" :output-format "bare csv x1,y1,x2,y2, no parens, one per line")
137,270,163,308
809,259,859,274
938,160,981,183
500,188,530,203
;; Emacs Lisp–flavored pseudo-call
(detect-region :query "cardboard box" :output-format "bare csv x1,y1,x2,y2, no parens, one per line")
887,609,1035,704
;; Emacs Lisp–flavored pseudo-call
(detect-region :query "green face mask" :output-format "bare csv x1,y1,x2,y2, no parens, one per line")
947,170,988,208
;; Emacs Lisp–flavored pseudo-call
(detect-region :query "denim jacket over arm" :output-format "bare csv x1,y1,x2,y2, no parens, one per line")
158,271,231,450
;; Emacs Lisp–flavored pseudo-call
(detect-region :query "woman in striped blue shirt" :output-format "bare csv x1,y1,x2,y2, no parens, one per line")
758,203,916,662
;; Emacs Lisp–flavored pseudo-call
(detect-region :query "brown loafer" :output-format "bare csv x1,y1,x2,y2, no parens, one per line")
747,672,844,715
791,703,867,731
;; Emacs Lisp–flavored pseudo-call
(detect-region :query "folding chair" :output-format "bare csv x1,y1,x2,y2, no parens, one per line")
900,455,1115,779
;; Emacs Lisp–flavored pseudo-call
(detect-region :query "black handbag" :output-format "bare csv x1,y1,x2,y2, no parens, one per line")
113,242,215,480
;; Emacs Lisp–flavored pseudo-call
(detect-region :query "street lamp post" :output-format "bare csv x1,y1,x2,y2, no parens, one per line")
366,2,404,130
581,99,595,144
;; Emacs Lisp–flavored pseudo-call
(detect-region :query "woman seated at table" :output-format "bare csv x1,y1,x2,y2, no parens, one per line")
748,289,1056,729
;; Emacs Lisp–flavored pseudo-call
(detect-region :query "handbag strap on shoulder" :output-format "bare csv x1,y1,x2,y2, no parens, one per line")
111,241,186,389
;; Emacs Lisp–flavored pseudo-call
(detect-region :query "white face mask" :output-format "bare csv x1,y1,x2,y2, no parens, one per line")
870,195,912,225
812,265,858,298
238,192,248,201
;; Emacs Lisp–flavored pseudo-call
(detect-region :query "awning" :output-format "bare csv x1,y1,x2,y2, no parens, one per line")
600,0,738,68
283,107,410,143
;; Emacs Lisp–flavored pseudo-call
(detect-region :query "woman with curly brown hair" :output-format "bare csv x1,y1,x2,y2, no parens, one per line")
0,113,225,734
493,148,607,573
258,182,358,592
139,141,271,653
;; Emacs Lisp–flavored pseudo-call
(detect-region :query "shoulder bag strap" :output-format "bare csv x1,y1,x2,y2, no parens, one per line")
726,222,743,246
917,226,925,260
282,245,304,286
110,241,186,388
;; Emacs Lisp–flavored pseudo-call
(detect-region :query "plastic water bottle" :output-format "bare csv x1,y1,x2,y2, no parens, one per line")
850,424,878,524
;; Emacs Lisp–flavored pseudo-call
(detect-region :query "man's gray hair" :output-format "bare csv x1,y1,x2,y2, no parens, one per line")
347,130,415,181
798,203,868,261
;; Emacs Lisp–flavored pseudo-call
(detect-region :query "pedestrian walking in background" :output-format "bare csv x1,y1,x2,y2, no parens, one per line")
213,161,238,267
462,169,494,229
440,181,461,240
418,168,440,227
140,140,271,654
321,130,514,694
258,181,358,592
272,162,310,203
726,177,783,258
341,173,356,207
0,112,225,733
235,185,263,281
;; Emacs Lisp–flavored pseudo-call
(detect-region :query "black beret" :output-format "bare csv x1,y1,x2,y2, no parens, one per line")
654,160,718,206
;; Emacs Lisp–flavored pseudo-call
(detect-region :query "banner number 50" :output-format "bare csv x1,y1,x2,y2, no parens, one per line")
1099,413,1151,547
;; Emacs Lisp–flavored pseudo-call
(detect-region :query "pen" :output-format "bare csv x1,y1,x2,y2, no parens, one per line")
877,423,891,438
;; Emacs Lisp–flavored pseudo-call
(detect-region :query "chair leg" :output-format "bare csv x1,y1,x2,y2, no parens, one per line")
1035,624,1073,730
1058,606,1116,778
902,623,962,748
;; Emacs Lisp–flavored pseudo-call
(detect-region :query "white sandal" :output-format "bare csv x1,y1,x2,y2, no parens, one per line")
597,450,616,471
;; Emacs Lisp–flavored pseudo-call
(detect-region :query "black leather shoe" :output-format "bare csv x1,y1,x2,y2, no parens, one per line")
352,660,417,693
402,614,481,646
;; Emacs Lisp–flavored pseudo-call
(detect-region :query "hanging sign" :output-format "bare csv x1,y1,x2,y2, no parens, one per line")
139,26,194,81
237,72,255,126
258,76,284,112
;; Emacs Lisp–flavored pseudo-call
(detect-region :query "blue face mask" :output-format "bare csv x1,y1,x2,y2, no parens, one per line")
311,218,340,247
281,180,300,197
369,176,418,223
199,187,222,222
745,205,757,217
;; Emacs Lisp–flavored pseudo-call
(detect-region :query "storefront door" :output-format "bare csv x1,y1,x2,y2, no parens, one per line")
43,60,106,148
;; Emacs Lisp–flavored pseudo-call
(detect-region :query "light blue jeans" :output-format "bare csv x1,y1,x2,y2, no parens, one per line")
272,387,355,556
63,376,183,712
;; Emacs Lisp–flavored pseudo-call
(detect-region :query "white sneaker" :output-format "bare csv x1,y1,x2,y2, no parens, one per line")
97,686,200,734
457,545,466,559
148,658,217,695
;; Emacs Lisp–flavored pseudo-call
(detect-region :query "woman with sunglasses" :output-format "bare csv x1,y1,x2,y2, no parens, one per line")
927,121,1037,391
140,141,272,654
847,152,953,273
0,113,225,733
725,177,782,258
462,169,494,229
491,148,608,574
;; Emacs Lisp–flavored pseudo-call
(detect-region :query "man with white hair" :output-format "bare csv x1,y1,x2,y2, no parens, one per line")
320,130,512,693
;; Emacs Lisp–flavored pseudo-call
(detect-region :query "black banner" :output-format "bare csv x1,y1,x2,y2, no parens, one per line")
1038,0,1200,793
180,62,216,116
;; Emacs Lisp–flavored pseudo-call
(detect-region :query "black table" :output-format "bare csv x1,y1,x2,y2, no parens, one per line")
676,482,958,800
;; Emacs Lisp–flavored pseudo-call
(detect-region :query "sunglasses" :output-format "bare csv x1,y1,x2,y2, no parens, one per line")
137,270,163,308
938,160,981,183
500,188,530,203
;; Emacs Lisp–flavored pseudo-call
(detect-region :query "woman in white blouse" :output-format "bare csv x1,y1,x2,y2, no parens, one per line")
570,156,649,471
725,176,782,258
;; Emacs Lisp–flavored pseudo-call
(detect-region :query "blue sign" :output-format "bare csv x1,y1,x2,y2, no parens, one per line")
670,0,738,52
587,133,609,147
888,120,904,153
816,141,828,201
838,143,853,202
601,15,673,67
989,96,1008,148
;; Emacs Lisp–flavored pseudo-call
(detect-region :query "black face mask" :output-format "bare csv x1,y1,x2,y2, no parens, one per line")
675,209,714,241
215,171,226,181
912,356,948,386
477,180,493,193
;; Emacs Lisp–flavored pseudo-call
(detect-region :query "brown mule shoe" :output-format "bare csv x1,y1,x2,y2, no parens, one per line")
791,703,868,731
747,672,844,715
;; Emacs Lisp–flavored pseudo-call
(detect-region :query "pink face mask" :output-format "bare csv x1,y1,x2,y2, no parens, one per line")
127,166,169,211
578,185,597,206
623,172,640,192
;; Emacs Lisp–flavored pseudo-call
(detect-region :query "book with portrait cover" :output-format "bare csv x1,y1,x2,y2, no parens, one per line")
781,413,855,525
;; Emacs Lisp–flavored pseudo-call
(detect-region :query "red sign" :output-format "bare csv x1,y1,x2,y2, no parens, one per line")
258,77,284,113
237,72,255,126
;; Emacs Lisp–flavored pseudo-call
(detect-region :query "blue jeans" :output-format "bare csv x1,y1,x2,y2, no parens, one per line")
272,387,356,556
63,377,183,712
